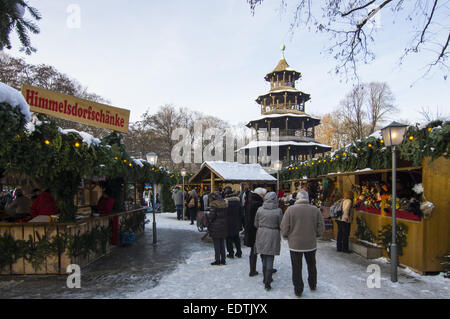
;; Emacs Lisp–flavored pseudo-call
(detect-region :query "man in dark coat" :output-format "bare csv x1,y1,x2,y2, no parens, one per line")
224,190,243,259
244,187,266,276
208,192,228,265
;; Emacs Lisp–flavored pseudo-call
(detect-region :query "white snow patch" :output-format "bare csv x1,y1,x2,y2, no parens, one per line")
369,130,383,139
0,82,31,122
127,214,450,299
58,128,101,146
199,161,276,182
131,157,144,167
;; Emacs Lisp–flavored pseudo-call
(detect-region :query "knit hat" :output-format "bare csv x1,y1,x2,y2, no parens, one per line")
296,190,309,202
253,187,267,197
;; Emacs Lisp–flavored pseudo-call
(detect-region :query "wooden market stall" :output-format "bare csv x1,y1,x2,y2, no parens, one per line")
0,174,148,275
0,82,163,276
287,157,450,274
188,161,277,194
0,208,147,275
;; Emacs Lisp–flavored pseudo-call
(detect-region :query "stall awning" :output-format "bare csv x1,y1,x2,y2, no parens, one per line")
189,161,277,184
287,166,422,182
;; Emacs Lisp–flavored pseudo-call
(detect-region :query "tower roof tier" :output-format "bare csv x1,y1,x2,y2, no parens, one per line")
246,111,320,128
264,59,302,82
237,140,332,153
256,89,311,104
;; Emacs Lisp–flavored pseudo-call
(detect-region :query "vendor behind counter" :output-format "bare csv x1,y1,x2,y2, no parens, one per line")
4,188,32,221
30,189,59,219
96,191,115,216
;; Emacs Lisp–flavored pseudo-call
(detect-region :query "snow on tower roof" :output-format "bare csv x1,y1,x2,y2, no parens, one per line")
189,161,276,183
0,82,31,122
236,140,332,152
247,112,320,124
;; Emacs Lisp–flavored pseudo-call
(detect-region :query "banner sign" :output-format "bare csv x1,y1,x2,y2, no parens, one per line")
21,84,130,133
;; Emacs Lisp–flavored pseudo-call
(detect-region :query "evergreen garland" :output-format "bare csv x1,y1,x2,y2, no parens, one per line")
376,222,409,257
399,120,450,165
354,216,377,243
0,103,178,222
281,121,449,182
161,182,175,213
0,224,113,271
119,212,147,235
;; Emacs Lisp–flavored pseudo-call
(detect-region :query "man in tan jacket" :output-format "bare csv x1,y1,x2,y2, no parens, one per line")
281,190,324,297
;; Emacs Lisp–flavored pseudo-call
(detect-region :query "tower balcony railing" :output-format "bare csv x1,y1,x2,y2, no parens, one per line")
282,129,314,138
252,129,314,140
270,81,295,89
261,104,305,113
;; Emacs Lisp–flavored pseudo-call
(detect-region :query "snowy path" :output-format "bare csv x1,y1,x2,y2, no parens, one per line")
130,213,449,299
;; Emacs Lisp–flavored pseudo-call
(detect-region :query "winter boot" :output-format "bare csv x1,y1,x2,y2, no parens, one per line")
249,255,258,277
262,264,266,284
264,267,273,286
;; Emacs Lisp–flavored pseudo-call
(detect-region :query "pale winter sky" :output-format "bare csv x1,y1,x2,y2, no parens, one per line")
7,0,450,127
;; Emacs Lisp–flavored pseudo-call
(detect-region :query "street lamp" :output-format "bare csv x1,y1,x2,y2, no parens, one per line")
146,152,158,245
181,168,187,221
381,121,407,282
274,160,283,196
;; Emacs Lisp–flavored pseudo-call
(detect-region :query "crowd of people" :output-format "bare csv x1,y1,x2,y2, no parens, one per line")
172,184,354,297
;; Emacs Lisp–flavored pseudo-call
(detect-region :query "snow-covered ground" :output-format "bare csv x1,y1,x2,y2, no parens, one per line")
130,213,449,299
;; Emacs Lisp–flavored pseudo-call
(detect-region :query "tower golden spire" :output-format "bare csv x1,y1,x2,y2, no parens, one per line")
281,44,286,59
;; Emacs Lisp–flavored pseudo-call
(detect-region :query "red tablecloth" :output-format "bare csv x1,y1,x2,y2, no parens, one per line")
357,207,421,221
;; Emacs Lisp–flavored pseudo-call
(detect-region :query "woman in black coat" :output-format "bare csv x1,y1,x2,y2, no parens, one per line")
244,188,266,276
208,192,228,265
224,190,243,258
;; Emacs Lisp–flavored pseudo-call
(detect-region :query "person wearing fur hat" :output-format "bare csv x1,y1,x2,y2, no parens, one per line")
336,190,354,253
254,192,283,291
281,190,324,297
208,192,228,265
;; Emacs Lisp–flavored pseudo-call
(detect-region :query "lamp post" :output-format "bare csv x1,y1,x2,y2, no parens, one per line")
381,121,407,283
146,152,158,245
274,160,283,195
181,168,187,221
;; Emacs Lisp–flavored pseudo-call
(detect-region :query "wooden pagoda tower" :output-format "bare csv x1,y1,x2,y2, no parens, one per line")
238,46,331,166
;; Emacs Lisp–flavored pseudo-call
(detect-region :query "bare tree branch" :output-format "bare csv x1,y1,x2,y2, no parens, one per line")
341,0,376,17
248,0,448,80
414,0,439,51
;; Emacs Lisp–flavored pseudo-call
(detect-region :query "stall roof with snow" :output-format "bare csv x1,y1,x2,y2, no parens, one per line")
189,161,277,188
